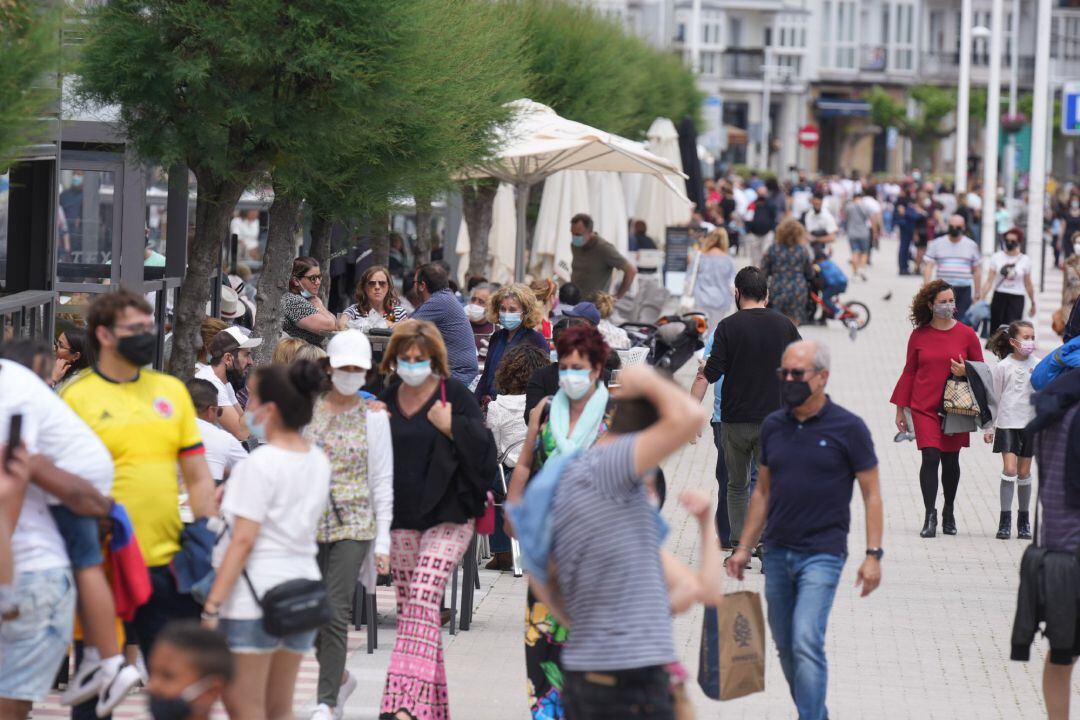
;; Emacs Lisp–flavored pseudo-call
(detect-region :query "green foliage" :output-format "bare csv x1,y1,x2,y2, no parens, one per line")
0,1,60,172
514,0,700,139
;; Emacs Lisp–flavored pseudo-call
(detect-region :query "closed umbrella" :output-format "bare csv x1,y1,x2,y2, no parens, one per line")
632,118,692,248
678,116,705,214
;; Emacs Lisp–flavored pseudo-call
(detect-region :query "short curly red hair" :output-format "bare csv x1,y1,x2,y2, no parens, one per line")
555,324,609,369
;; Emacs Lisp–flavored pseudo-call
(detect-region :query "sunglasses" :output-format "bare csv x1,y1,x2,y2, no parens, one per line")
367,279,389,288
303,274,323,283
776,367,815,381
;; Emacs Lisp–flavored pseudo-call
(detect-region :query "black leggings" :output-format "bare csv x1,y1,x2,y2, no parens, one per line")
920,448,960,511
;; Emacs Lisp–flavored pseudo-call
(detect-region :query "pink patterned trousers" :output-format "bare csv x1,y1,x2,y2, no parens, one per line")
380,521,474,720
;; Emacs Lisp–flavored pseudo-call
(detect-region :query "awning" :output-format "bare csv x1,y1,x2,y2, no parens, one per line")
815,98,871,119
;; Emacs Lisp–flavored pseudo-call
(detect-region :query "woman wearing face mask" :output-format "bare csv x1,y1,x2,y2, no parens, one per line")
280,257,337,347
505,324,612,720
378,320,495,720
465,283,495,373
891,280,984,538
304,330,393,720
201,360,330,720
981,227,1036,330
341,265,408,331
474,283,549,406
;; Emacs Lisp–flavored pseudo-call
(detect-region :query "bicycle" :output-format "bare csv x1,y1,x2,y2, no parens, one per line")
808,291,871,340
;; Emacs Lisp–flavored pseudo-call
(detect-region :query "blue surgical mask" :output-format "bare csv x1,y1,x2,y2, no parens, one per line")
559,368,593,400
300,288,314,299
571,234,586,248
71,175,83,188
499,312,522,330
244,410,267,442
397,358,433,387
549,349,558,363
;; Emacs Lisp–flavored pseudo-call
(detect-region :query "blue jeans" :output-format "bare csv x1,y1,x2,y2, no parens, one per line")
763,548,845,720
820,284,845,317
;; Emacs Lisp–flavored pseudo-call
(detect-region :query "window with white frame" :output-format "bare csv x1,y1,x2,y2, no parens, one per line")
702,10,722,47
700,51,720,76
835,0,857,69
893,2,915,71
822,1,832,66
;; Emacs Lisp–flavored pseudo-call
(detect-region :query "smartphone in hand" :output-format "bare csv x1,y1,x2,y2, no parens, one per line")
4,414,22,470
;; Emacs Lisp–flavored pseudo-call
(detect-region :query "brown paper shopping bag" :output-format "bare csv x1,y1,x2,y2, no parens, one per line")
697,590,766,701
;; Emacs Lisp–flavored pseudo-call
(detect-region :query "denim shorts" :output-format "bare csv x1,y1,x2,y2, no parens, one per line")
0,567,76,701
849,237,870,254
49,505,102,570
220,618,316,654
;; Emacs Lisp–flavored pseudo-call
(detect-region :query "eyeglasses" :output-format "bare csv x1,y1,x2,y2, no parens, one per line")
367,279,388,288
304,274,323,283
54,340,70,352
776,367,816,381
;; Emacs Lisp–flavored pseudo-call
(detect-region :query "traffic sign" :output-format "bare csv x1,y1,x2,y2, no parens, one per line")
1062,81,1080,136
798,124,820,148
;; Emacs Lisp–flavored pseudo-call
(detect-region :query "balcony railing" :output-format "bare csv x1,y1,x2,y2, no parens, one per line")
723,48,764,79
0,290,55,347
922,51,1036,84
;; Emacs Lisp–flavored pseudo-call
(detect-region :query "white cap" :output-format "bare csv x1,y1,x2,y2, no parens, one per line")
221,325,262,349
326,329,372,370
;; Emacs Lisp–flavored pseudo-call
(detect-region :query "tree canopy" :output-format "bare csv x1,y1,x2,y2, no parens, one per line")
0,1,60,172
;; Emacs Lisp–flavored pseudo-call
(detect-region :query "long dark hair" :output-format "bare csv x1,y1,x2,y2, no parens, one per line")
61,327,92,378
909,280,953,328
254,360,324,430
288,257,320,295
987,320,1034,359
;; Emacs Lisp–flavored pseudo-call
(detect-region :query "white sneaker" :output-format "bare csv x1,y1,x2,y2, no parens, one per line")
60,657,105,707
334,672,358,718
95,663,142,717
310,703,334,720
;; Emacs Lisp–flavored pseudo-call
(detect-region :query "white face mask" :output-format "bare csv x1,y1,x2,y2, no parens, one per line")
465,303,486,323
331,369,365,396
559,368,593,400
397,359,433,387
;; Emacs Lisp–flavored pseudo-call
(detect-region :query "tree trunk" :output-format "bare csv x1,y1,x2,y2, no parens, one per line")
414,194,432,266
371,213,390,267
167,170,246,379
309,210,333,305
462,181,497,279
252,186,303,366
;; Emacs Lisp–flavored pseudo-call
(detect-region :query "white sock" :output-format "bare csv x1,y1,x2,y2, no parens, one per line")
82,646,101,665
99,654,124,675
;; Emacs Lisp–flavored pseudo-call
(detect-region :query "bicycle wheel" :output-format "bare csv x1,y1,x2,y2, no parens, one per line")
841,301,871,330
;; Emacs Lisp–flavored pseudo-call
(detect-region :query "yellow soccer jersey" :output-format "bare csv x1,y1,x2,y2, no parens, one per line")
61,368,204,567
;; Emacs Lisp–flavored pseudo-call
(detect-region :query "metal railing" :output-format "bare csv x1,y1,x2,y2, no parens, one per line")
921,51,1036,84
0,290,56,347
723,48,765,79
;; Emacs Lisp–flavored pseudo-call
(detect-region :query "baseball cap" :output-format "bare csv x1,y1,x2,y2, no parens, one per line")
326,329,372,370
208,326,262,359
561,301,600,326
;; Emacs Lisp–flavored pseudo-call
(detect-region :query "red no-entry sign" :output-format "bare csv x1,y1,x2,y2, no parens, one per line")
798,124,820,148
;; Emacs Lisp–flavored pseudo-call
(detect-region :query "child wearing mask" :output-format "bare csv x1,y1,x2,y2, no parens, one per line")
146,621,232,720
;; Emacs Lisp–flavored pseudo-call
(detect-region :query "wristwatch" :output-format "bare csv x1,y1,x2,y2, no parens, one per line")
866,548,884,560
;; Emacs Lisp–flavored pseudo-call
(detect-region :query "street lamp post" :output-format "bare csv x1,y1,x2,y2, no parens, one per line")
1027,0,1052,291
955,0,974,193
1004,0,1021,205
980,0,1005,256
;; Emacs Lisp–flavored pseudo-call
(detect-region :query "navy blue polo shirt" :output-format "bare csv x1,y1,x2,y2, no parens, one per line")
760,398,877,556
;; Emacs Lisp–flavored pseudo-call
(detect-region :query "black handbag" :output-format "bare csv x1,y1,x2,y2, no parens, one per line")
242,571,332,638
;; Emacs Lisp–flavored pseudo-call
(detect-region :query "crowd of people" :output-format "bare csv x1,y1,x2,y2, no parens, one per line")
1,165,1080,720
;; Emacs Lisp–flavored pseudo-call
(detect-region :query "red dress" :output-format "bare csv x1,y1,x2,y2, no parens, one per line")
890,322,984,452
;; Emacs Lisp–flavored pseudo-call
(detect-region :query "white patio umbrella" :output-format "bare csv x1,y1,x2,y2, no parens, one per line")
454,183,518,285
532,170,591,281
460,99,688,280
632,117,691,246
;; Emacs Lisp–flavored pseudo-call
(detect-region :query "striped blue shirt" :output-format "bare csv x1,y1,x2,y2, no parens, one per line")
551,434,677,671
926,236,981,287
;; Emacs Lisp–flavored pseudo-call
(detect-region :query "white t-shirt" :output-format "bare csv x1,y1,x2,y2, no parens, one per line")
991,354,1039,430
803,208,839,236
195,364,239,408
215,444,330,619
196,418,248,482
989,251,1032,296
0,360,114,573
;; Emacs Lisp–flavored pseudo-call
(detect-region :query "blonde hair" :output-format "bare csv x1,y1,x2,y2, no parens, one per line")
272,337,308,365
294,343,328,363
590,291,616,320
702,228,730,252
380,319,450,378
775,218,806,247
487,282,543,329
530,278,557,306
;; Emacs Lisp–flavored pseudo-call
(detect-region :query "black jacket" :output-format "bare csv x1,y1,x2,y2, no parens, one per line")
1011,545,1080,665
1026,369,1080,508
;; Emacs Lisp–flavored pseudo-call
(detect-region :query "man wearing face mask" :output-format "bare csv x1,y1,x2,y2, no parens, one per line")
923,214,983,322
569,213,637,299
62,289,216,662
145,621,232,720
194,327,260,442
728,340,883,720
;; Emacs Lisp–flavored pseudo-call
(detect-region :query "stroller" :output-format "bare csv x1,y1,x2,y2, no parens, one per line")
621,312,707,373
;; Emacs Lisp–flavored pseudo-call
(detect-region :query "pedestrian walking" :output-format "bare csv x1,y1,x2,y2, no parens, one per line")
800,193,838,257
201,361,330,720
507,324,612,720
981,227,1036,330
545,365,705,720
409,263,480,386
697,267,801,557
983,321,1038,540
280,257,337,347
922,215,983,322
305,330,394,720
145,621,233,720
893,192,926,276
569,213,637,299
745,186,778,268
728,340,883,720
842,191,873,281
690,228,737,334
378,320,495,720
891,280,984,538
762,219,815,326
474,283,549,404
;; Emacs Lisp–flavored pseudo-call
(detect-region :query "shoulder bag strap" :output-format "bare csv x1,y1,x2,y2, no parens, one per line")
220,516,264,604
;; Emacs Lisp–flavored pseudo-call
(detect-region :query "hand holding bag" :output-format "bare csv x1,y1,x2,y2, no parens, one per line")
697,590,766,701
943,375,981,417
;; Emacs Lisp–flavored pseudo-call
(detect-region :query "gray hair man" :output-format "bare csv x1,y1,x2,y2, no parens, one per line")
727,339,883,720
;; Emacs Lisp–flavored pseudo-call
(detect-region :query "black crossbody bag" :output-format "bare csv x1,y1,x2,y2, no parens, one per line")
241,568,332,638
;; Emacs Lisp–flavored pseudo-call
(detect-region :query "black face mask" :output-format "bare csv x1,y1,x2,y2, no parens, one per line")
148,693,192,720
781,380,813,409
116,333,157,367
1005,240,1020,251
947,226,963,237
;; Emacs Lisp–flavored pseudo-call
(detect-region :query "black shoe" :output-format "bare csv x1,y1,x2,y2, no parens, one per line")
996,511,1012,540
942,505,957,535
920,509,937,538
1017,511,1032,540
